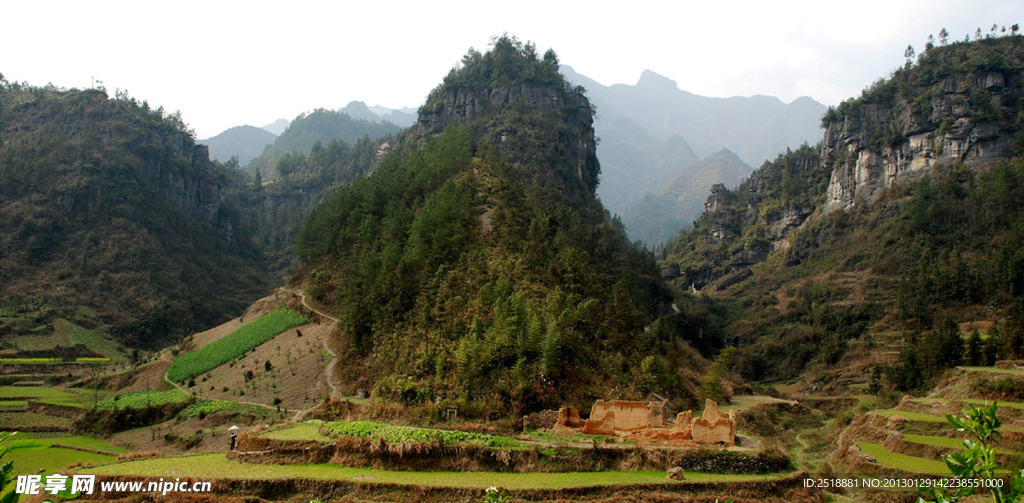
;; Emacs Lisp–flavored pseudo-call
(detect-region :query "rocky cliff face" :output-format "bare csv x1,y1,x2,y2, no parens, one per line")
414,83,598,191
822,70,1021,212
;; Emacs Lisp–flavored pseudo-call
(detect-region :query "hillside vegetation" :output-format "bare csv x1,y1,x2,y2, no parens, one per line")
0,81,272,351
246,109,398,181
661,34,1024,387
296,37,704,417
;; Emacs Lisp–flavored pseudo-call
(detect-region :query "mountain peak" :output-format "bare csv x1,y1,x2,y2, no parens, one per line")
339,101,379,122
636,70,678,90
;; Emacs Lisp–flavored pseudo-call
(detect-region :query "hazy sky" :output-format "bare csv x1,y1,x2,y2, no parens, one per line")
4,0,1021,139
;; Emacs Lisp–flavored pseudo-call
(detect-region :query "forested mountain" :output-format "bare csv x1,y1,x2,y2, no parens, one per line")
0,83,273,352
561,66,822,215
246,109,399,180
201,125,277,166
660,34,1024,386
622,149,751,246
225,134,385,273
295,37,711,415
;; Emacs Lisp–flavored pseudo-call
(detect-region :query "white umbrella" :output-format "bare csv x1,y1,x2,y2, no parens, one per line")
228,425,240,431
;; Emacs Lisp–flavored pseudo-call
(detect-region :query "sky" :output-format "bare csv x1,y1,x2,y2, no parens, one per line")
4,0,1021,139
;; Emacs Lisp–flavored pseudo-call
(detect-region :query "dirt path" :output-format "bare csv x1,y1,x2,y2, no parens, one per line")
290,289,342,421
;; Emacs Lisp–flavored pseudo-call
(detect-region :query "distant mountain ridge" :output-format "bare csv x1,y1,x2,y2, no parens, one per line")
341,100,416,128
261,119,290,135
560,65,824,215
622,149,751,246
201,125,277,166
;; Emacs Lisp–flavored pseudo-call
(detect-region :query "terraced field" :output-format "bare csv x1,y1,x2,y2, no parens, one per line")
86,453,788,489
910,397,1024,410
856,442,951,475
873,409,949,423
0,411,73,429
5,440,116,475
960,366,1024,376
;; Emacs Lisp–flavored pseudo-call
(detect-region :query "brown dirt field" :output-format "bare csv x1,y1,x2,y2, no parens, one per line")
959,320,995,335
183,320,336,411
108,416,277,457
120,359,172,393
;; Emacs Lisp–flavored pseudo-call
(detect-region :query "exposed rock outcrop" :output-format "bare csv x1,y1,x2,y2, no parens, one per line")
703,183,736,213
413,83,598,191
822,70,1021,212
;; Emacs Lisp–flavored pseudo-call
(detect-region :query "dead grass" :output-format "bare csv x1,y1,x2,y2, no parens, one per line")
119,359,170,393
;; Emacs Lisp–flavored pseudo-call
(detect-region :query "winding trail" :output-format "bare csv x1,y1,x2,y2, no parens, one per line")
293,289,342,403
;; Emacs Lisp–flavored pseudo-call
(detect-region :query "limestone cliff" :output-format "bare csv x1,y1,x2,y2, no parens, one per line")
822,41,1023,212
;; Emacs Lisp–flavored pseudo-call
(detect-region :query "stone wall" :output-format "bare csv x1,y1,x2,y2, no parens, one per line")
590,400,655,431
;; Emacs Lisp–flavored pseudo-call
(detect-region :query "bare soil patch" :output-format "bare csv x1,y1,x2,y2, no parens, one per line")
184,320,335,411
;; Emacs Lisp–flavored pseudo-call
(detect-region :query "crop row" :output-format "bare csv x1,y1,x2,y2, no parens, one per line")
322,421,517,448
166,307,308,382
95,389,190,411
181,399,235,418
0,358,61,364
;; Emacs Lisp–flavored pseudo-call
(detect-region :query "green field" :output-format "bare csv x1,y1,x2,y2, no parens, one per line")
0,386,74,399
166,307,308,383
0,400,27,410
95,389,189,411
857,442,951,475
39,388,114,408
909,397,1024,411
874,410,949,423
5,443,116,475
86,453,787,489
29,434,129,453
323,421,521,448
902,434,1017,455
902,434,964,449
260,421,334,442
56,318,127,363
0,412,72,429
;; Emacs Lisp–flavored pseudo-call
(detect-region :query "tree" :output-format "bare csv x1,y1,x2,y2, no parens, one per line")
977,28,983,41
917,403,1024,503
1013,24,1020,36
700,346,737,402
939,28,949,46
543,48,559,68
966,328,982,366
0,432,45,503
934,317,964,368
905,45,916,66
